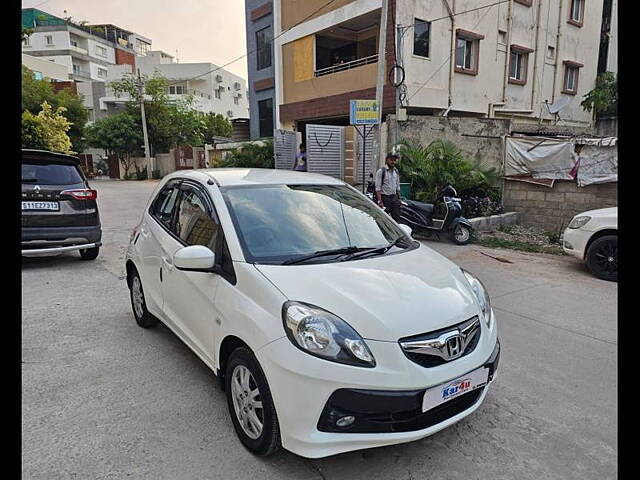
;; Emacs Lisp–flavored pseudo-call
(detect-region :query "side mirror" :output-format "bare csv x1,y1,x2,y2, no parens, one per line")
399,224,413,237
174,245,216,272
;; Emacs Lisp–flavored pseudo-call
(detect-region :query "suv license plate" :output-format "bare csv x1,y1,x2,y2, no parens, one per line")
22,201,60,211
422,367,489,412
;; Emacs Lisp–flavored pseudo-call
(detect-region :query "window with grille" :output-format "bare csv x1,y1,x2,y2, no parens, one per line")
563,65,579,94
455,38,474,70
256,25,272,70
569,0,585,26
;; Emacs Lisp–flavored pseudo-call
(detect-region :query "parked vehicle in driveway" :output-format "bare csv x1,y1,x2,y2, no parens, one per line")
22,149,101,260
125,168,500,458
563,207,617,281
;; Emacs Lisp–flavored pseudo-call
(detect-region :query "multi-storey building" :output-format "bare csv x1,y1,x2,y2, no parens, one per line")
273,0,606,131
244,1,276,139
21,9,137,83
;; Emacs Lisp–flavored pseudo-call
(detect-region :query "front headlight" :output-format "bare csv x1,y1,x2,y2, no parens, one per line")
568,216,591,229
282,301,376,368
461,269,492,327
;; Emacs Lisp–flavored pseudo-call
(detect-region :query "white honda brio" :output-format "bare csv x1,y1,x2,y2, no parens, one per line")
125,168,500,459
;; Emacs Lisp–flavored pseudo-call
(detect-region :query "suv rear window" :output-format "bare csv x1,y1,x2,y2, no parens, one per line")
22,162,84,185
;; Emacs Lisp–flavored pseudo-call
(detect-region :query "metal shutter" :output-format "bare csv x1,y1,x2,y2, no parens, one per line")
274,129,298,170
354,125,378,187
306,125,344,180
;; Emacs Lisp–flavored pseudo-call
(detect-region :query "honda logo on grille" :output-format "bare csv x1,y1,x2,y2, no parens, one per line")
399,316,481,362
446,335,463,359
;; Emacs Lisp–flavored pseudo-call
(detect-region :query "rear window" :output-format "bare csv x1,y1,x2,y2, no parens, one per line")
22,162,84,185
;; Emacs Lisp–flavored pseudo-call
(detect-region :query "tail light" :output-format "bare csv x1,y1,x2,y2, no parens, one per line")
61,189,98,200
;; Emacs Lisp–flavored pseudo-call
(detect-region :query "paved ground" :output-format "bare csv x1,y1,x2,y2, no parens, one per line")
22,179,617,479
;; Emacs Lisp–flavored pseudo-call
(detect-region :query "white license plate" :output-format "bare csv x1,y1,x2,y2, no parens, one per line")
22,201,59,211
422,367,489,413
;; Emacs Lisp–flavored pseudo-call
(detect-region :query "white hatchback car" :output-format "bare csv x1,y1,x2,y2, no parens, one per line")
125,169,500,458
563,207,617,281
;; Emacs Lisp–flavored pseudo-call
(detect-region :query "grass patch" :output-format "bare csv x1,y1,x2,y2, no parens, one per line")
478,236,565,255
477,224,566,256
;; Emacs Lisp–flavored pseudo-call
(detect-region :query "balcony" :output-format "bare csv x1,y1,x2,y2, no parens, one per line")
72,67,91,80
315,54,378,78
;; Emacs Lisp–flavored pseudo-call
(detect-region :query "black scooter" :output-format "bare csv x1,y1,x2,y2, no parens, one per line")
366,176,473,245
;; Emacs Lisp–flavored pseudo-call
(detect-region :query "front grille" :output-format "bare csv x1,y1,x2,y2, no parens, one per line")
399,316,481,368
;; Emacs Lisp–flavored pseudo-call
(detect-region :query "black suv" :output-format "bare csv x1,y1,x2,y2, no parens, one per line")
22,149,102,260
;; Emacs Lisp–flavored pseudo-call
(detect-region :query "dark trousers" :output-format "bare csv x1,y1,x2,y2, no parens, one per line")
381,194,401,222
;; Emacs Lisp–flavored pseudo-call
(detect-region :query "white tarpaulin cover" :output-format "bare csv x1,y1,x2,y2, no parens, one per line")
577,144,618,186
505,136,576,180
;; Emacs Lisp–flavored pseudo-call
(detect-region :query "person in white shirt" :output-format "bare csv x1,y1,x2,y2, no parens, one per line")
374,153,402,221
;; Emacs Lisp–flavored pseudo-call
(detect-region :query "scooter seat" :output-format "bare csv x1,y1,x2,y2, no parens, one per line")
403,199,434,216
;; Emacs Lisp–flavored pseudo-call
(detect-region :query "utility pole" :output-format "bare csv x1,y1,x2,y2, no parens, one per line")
374,0,390,167
137,68,152,177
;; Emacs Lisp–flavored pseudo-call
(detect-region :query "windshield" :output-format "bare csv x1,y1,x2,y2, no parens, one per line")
222,184,414,264
22,162,84,185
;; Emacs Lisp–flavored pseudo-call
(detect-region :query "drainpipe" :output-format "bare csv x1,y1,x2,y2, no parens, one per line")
442,0,456,114
530,0,543,111
501,0,513,103
551,0,564,104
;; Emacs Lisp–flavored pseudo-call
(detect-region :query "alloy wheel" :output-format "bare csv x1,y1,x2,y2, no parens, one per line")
230,365,264,440
593,240,617,275
132,276,145,319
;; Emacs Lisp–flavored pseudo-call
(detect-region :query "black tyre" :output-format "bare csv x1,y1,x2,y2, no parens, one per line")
586,235,617,282
452,224,472,245
225,347,281,456
79,246,100,260
129,268,159,328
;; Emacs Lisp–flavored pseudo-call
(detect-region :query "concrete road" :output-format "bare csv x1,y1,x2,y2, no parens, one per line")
22,179,617,479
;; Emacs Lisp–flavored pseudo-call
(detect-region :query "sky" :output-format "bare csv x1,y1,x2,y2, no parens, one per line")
22,0,249,80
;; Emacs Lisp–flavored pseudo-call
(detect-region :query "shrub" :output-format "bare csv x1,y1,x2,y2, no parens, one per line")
218,140,274,168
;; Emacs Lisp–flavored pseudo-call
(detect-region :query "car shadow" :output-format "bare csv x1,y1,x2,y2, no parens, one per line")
21,253,89,270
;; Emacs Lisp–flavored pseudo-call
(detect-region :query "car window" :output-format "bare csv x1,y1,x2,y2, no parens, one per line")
151,185,181,230
175,188,219,251
22,162,84,185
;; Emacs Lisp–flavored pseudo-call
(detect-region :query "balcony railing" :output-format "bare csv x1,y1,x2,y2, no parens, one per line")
72,68,91,79
314,54,378,78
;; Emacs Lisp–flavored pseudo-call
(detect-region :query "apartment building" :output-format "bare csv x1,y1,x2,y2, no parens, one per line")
245,0,276,139
273,0,606,130
21,9,138,83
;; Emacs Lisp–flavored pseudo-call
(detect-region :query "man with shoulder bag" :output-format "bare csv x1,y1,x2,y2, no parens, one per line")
374,153,402,222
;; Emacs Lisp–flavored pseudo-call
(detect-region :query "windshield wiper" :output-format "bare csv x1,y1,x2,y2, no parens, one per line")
282,246,365,265
340,237,407,262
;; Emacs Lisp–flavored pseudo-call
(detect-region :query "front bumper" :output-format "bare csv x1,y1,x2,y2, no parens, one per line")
257,312,498,458
562,227,591,260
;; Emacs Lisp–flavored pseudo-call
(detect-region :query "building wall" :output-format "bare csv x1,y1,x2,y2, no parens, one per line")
395,0,603,127
504,179,617,232
22,53,70,81
281,0,358,30
246,0,276,139
23,30,70,50
387,114,511,173
606,0,617,74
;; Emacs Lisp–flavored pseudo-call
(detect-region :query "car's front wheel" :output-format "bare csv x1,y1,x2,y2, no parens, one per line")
586,235,617,282
225,347,281,456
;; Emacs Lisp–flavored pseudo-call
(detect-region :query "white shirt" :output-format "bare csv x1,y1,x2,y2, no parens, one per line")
374,166,400,195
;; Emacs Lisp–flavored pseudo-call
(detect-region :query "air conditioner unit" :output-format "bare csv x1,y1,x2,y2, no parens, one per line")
227,110,234,117
233,82,241,90
215,74,223,82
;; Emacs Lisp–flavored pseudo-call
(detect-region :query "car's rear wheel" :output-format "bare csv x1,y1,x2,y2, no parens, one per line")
586,235,617,282
225,347,281,456
79,246,99,260
129,268,159,328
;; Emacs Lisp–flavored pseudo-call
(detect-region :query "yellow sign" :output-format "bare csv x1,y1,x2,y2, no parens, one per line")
350,100,379,125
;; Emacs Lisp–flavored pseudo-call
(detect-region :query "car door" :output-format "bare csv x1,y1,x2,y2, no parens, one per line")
161,181,223,364
138,179,182,316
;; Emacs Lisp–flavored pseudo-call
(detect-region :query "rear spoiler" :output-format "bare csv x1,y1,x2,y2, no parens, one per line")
22,149,80,166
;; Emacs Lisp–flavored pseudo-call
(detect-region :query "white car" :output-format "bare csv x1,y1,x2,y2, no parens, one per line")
125,169,500,458
563,207,617,281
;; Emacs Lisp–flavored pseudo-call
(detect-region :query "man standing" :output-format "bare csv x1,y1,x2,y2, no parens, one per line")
375,153,402,222
293,144,307,172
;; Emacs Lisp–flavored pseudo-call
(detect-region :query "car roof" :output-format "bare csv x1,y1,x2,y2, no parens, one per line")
22,149,80,165
171,168,345,187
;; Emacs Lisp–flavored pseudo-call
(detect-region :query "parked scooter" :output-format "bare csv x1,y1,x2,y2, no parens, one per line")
366,174,473,245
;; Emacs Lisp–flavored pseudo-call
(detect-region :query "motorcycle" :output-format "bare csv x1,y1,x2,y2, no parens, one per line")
366,175,473,245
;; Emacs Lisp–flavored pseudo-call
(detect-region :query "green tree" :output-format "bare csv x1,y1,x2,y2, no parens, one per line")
396,138,498,202
85,113,143,178
218,140,274,168
202,113,232,142
581,72,617,117
22,102,73,154
21,67,89,152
